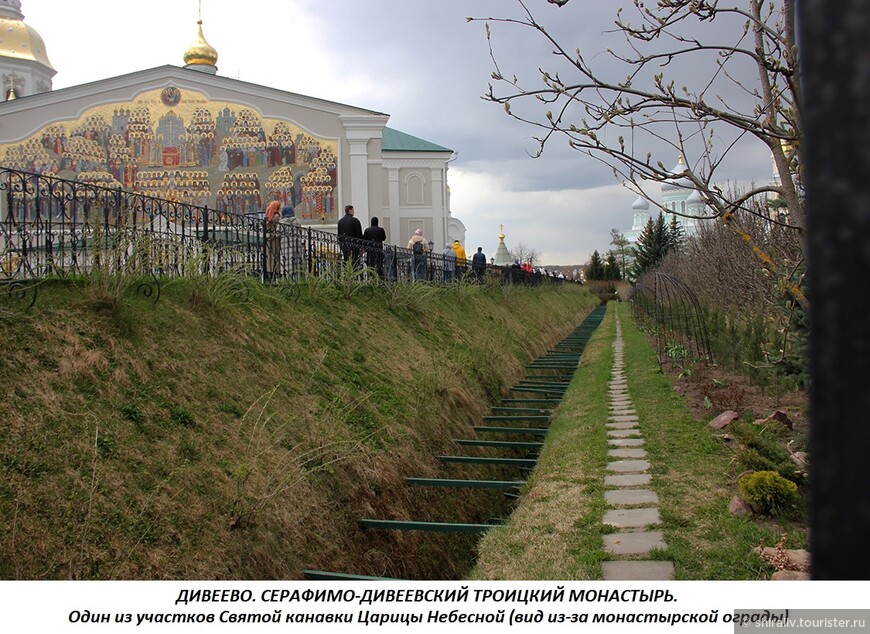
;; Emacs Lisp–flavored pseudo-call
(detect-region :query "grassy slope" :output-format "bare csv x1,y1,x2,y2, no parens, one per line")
0,278,598,580
473,302,806,580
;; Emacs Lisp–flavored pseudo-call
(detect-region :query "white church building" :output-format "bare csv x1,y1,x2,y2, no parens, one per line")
0,0,466,249
624,155,707,244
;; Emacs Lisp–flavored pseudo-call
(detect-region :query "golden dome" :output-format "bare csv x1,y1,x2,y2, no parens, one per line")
183,20,218,67
0,17,54,69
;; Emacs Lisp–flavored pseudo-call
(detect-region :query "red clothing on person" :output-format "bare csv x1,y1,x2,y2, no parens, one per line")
265,200,281,224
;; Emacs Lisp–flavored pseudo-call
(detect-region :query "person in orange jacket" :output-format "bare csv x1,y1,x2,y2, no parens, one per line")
264,195,283,280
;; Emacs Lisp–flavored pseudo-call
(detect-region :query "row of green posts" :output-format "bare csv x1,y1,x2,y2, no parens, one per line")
304,305,607,580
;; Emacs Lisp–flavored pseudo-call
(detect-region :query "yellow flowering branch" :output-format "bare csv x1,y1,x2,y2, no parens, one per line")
721,211,808,308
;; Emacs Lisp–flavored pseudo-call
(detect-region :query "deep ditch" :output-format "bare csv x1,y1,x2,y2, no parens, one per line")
304,305,607,580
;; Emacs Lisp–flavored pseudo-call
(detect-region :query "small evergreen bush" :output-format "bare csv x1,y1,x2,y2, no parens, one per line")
737,447,779,474
731,421,803,483
738,470,798,515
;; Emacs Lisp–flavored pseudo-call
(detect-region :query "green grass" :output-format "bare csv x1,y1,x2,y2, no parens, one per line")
473,302,805,580
473,305,615,579
618,302,806,578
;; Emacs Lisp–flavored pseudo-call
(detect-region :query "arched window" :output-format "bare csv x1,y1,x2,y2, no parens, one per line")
406,173,424,205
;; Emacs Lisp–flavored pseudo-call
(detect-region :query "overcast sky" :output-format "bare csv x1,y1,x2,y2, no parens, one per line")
23,0,774,265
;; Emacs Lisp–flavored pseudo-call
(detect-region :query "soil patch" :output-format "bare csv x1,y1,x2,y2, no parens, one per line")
659,354,809,575
664,362,807,432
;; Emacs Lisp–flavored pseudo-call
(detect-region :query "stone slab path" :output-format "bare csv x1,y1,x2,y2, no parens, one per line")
602,311,674,580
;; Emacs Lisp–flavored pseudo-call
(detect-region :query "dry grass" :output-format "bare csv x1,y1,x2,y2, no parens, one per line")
0,279,598,579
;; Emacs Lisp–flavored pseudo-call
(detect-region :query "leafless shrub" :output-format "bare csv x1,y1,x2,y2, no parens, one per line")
658,200,802,319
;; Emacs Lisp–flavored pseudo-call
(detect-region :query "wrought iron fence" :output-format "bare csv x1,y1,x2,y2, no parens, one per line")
1,167,567,306
631,272,713,369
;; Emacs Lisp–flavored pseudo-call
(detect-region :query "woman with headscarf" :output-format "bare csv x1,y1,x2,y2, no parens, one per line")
264,194,283,280
407,228,428,281
442,243,456,283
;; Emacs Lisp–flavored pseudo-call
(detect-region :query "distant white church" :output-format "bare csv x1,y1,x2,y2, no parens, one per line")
624,155,706,245
0,0,466,249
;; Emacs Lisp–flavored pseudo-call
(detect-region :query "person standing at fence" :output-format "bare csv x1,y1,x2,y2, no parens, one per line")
407,228,429,281
452,240,467,280
279,203,303,278
264,195,283,281
337,204,363,268
363,216,387,277
472,246,487,280
511,258,522,284
442,243,456,283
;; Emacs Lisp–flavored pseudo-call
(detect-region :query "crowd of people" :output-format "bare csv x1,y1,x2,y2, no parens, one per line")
330,204,559,284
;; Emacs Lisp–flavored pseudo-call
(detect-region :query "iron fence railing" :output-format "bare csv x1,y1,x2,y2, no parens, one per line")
1,167,568,305
631,272,713,369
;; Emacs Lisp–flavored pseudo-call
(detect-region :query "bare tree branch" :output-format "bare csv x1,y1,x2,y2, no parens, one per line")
470,0,804,230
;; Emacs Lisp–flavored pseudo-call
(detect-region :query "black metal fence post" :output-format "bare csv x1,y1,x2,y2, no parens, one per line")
801,0,870,579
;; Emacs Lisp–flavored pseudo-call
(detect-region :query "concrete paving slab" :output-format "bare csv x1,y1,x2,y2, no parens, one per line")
606,459,650,473
608,448,648,459
606,422,639,430
605,473,652,488
607,428,642,438
608,438,645,447
608,415,639,423
603,507,661,528
605,488,658,506
604,531,666,555
602,561,674,580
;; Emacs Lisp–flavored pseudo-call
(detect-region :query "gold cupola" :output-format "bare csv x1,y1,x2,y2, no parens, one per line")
0,17,54,69
493,224,513,266
0,0,56,96
183,16,218,74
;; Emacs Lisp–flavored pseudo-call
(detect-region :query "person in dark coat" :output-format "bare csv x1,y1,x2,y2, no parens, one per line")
472,246,487,280
363,216,387,276
337,204,363,267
